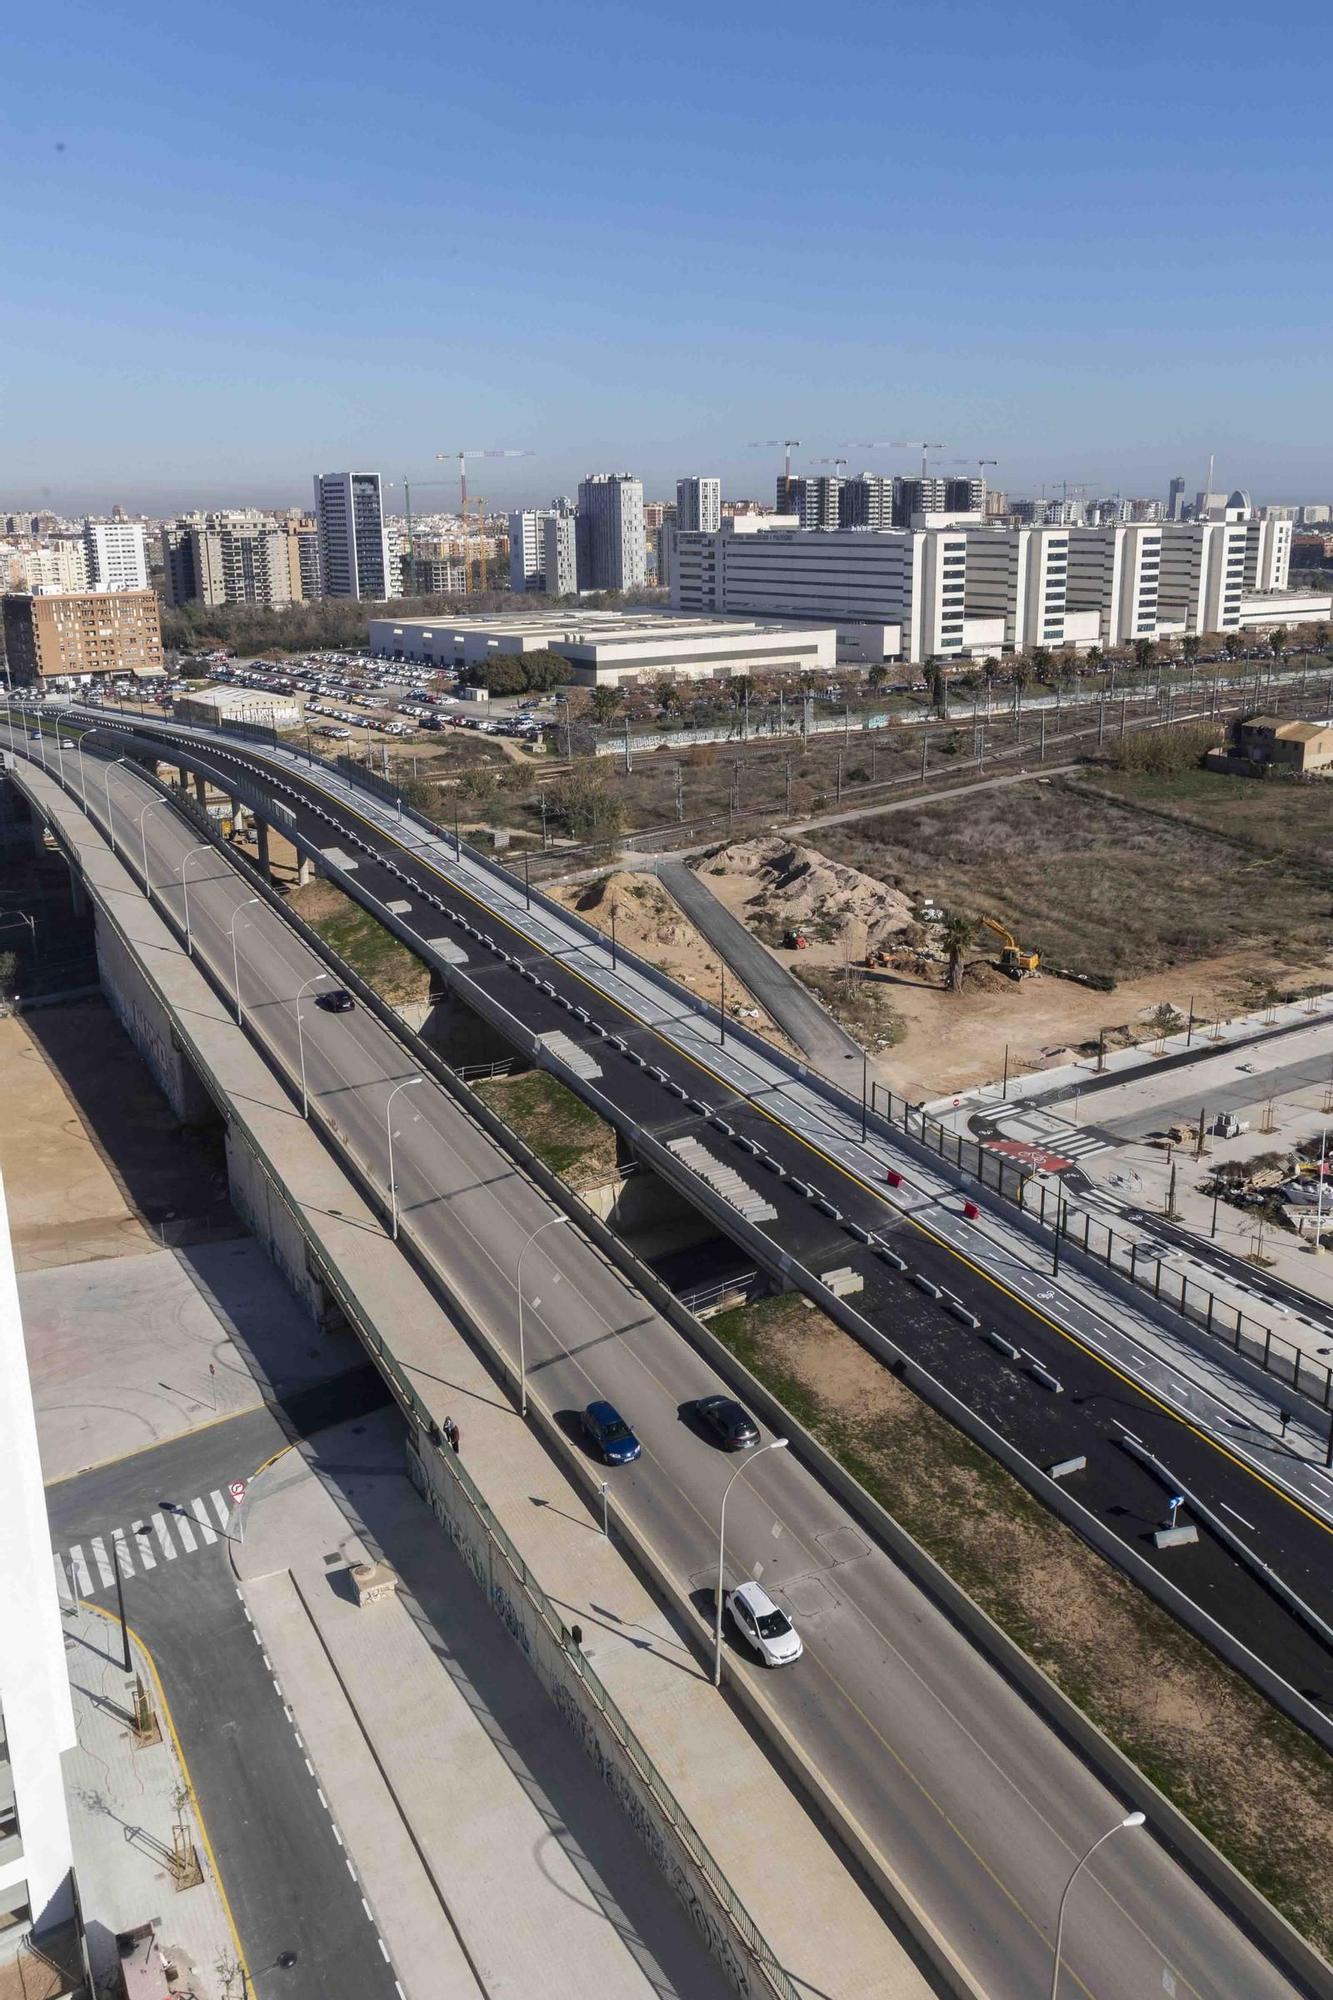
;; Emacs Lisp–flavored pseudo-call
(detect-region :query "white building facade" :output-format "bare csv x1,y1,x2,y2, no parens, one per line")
314,472,392,600
508,510,552,593
0,1171,77,1957
83,520,147,592
368,609,835,683
676,476,721,533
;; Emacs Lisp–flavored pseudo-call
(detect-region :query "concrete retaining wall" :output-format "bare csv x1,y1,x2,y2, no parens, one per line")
94,908,214,1127
404,1431,771,2000
223,1125,328,1328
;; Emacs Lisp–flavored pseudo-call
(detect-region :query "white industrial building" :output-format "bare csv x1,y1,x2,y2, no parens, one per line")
0,1171,78,1961
368,610,836,684
176,686,304,730
671,509,1327,664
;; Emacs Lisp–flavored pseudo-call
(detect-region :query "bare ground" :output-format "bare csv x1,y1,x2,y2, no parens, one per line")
713,1292,1333,1952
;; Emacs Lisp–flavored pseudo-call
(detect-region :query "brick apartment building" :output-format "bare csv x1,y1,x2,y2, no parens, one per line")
2,589,164,684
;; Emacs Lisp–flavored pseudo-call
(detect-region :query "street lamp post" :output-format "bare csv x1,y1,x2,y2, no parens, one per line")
384,1076,423,1239
136,801,162,893
1049,1812,1145,2000
516,1213,571,1417
295,973,330,1118
102,757,132,855
712,1437,789,1686
177,846,210,955
227,897,261,1026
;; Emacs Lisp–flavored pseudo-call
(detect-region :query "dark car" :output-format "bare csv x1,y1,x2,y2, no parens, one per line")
580,1400,642,1465
316,987,355,1014
696,1395,760,1450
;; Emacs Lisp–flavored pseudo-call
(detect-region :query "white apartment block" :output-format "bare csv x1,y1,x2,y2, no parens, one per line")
577,474,645,591
194,514,294,608
314,472,391,600
508,510,551,592
543,510,578,597
0,1172,77,1959
676,476,721,533
83,519,147,591
11,539,89,594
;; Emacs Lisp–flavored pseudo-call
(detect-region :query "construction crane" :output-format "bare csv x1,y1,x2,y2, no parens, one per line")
435,448,533,514
980,916,1040,980
815,456,849,477
892,441,946,480
749,439,801,482
385,476,456,588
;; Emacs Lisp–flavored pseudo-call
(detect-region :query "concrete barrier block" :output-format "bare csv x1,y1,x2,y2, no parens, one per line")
985,1331,1020,1359
1048,1455,1087,1480
910,1274,942,1299
1030,1363,1063,1392
1153,1524,1199,1549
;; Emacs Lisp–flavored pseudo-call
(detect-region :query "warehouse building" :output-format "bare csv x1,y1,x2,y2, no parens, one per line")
175,686,304,730
367,610,836,685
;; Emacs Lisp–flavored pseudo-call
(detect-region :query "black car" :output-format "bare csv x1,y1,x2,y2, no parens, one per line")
695,1395,760,1450
316,987,355,1014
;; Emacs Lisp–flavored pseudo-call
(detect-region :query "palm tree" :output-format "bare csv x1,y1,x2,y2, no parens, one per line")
1031,646,1054,683
1133,637,1157,679
867,663,888,690
1223,629,1243,661
1312,623,1329,655
1086,645,1104,679
940,914,976,993
589,685,623,724
1268,624,1288,666
1181,634,1201,667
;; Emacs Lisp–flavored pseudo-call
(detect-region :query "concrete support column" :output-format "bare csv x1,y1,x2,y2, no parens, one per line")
296,855,313,888
30,811,49,856
69,869,87,917
255,818,272,882
193,770,207,809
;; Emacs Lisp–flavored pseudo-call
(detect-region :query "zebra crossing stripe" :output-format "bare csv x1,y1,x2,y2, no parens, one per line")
53,1552,73,1606
111,1529,134,1579
173,1509,197,1552
131,1522,156,1570
151,1512,177,1560
89,1536,114,1588
210,1489,230,1529
68,1546,93,1595
190,1498,218,1546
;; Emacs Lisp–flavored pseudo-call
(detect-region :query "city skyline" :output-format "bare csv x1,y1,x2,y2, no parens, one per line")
5,0,1331,510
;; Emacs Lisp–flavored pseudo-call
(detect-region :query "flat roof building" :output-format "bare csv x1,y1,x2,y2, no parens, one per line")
368,610,836,685
2,588,164,683
175,686,304,730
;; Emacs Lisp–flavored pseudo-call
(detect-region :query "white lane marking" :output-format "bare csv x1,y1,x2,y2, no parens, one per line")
173,1509,197,1553
53,1552,73,1605
89,1536,114,1588
1220,1502,1257,1532
378,1941,390,1963
210,1488,230,1528
131,1522,157,1570
67,1546,93,1595
151,1512,178,1560
190,1497,218,1545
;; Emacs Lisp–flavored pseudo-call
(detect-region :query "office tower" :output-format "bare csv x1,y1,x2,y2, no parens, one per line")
2,589,164,683
509,510,553,592
0,1172,78,1964
839,475,895,531
576,474,645,590
313,471,391,599
83,518,148,591
543,509,578,596
676,477,721,534
1167,476,1186,521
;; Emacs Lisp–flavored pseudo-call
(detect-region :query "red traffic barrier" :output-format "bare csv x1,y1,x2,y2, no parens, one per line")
885,1169,904,1188
962,1200,980,1220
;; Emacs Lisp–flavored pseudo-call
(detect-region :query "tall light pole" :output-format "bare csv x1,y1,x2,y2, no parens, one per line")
136,801,163,893
295,972,330,1118
713,1437,789,1686
384,1076,423,1239
1049,1812,1145,2000
227,897,261,1026
515,1212,571,1417
102,757,132,855
177,846,211,955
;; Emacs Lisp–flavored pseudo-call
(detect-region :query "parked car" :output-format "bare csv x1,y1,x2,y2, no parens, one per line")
580,1400,642,1465
316,987,355,1014
695,1395,759,1450
726,1582,803,1667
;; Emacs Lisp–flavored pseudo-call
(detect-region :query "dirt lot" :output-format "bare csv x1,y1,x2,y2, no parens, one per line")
712,1291,1333,1953
472,1070,619,1185
0,1002,237,1271
287,875,431,1007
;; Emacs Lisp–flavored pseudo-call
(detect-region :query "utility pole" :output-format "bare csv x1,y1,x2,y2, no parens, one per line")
675,763,684,822
785,758,793,816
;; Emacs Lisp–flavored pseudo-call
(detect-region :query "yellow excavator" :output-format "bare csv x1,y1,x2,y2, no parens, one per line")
981,916,1040,980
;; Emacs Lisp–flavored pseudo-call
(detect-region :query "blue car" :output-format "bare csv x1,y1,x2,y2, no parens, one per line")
580,1400,642,1466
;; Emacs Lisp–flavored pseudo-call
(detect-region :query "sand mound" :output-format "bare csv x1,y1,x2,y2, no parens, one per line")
694,837,916,951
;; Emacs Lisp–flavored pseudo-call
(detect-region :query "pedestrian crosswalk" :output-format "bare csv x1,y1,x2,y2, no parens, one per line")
53,1487,238,1604
1051,1126,1113,1163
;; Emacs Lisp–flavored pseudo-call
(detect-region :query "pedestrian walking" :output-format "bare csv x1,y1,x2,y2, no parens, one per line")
450,1420,461,1455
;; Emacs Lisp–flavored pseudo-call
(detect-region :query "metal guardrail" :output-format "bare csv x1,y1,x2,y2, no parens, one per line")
9,746,798,2000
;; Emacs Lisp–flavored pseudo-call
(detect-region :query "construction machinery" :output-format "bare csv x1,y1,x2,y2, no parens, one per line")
981,916,1040,980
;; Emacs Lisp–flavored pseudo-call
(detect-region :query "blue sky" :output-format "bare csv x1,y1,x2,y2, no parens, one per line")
4,0,1329,513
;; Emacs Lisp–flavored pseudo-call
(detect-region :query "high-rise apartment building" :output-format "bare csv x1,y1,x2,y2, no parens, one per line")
777,475,840,529
839,475,895,531
576,474,645,591
160,520,200,607
314,472,392,600
508,510,554,592
1167,476,1186,521
285,512,321,599
161,514,297,608
0,1172,78,1964
676,477,721,534
2,589,164,682
543,509,579,597
83,519,148,591
9,539,89,594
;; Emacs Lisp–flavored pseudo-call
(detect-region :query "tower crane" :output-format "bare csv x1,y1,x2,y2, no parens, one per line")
385,476,456,588
892,441,946,479
815,456,849,477
435,448,533,514
749,439,802,482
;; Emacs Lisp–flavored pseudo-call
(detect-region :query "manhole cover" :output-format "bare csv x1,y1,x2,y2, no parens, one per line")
782,1572,838,1617
815,1527,870,1566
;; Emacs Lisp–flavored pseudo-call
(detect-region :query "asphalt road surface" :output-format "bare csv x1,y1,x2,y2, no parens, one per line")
47,1397,399,2000
35,736,1315,2000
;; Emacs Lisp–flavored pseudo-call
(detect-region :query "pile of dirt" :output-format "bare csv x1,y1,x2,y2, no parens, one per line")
695,837,917,952
568,871,698,951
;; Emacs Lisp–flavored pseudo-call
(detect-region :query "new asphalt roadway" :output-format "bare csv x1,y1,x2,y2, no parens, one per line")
23,729,1320,2000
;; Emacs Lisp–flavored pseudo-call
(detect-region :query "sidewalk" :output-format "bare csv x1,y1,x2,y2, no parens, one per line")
62,1603,244,2000
233,1412,737,2000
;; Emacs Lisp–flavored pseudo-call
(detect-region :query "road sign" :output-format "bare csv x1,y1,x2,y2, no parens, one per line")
228,1480,247,1503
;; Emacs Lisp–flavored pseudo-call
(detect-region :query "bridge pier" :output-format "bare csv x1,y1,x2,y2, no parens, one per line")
255,818,272,882
93,907,216,1127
